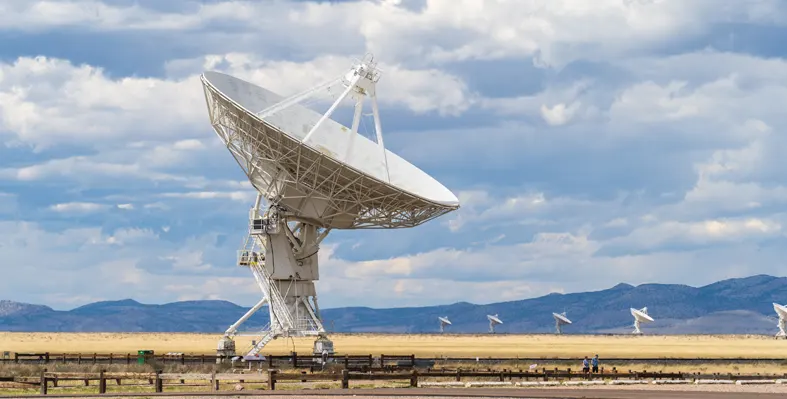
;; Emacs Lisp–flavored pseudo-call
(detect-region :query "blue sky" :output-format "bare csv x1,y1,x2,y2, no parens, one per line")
2,0,787,310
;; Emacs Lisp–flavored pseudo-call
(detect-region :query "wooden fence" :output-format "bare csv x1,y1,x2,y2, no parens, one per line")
0,352,404,371
4,368,785,395
4,352,787,367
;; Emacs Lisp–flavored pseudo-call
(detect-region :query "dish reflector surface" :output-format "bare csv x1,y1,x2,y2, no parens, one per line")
487,314,503,324
774,303,787,318
630,308,654,322
438,316,452,325
201,71,459,227
553,312,572,324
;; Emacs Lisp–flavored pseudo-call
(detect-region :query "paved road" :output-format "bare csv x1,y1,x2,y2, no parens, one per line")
22,387,787,399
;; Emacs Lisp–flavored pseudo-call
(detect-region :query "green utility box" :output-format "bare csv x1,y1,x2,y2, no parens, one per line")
137,350,154,364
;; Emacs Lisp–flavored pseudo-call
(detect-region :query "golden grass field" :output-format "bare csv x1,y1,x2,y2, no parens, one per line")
2,332,787,359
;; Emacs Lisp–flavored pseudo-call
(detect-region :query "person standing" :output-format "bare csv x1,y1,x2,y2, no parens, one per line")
582,356,590,373
591,354,599,373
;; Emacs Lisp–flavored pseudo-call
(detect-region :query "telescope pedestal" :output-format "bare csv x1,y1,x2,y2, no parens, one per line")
632,320,642,335
777,318,786,338
217,200,334,361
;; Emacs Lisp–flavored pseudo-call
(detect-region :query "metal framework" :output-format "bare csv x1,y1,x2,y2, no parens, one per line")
488,315,502,334
774,304,787,338
554,312,570,335
438,317,451,333
777,317,786,338
200,54,459,357
631,308,651,335
632,319,643,335
200,54,457,232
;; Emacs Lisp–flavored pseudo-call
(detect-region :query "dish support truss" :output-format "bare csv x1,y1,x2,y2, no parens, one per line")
632,319,643,335
555,319,563,335
489,319,500,334
221,194,331,357
777,317,786,338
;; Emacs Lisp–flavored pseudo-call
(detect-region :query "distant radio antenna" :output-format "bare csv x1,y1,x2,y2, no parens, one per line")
553,311,572,334
438,316,452,333
773,303,787,338
487,314,503,333
630,307,654,334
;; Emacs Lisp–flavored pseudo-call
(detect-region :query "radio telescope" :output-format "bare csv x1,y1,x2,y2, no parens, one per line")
553,312,572,334
487,314,503,333
200,54,460,358
630,307,654,334
438,316,452,333
773,303,787,338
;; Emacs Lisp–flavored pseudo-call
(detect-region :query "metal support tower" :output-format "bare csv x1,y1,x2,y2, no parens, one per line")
219,194,331,358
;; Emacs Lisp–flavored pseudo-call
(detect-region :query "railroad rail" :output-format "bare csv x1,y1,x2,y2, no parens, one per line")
3,352,786,368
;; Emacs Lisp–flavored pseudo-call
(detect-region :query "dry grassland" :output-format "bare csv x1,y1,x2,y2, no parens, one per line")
1,332,787,359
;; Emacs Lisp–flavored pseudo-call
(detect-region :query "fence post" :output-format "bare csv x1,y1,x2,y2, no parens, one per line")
341,369,349,389
126,353,130,365
456,368,461,382
344,355,349,369
108,353,113,365
155,370,163,393
181,353,185,365
99,370,106,394
39,369,47,395
292,351,298,368
411,354,415,368
45,352,50,364
410,369,418,387
13,353,18,363
381,354,385,368
268,369,276,390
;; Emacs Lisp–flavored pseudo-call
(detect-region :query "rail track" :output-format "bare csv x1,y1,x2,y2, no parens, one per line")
3,352,787,368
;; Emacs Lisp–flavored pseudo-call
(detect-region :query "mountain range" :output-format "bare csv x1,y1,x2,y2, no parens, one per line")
2,274,786,335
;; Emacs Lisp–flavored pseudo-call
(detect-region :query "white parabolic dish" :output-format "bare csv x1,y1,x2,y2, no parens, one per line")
438,316,452,325
200,71,459,229
774,303,787,319
487,314,503,324
553,312,572,324
630,308,654,323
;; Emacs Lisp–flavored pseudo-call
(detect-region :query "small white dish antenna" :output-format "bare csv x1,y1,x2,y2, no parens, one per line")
630,307,654,334
487,314,503,333
773,303,787,338
438,316,452,333
552,311,572,334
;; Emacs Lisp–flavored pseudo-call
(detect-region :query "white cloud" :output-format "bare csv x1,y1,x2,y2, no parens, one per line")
160,191,255,202
4,0,787,311
162,250,212,272
49,202,108,213
540,102,580,126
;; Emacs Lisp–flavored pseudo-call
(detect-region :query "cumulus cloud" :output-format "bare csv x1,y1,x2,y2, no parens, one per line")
2,0,787,309
49,202,108,213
